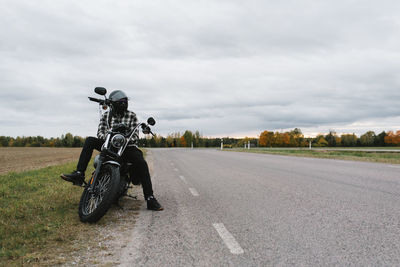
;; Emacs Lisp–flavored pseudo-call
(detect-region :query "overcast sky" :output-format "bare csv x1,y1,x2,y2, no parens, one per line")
1,0,400,138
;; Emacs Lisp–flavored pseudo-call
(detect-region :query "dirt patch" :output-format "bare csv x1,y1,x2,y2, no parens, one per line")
0,147,82,175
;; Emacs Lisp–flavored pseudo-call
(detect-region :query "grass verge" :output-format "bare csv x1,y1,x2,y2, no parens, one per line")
231,148,400,164
0,161,96,266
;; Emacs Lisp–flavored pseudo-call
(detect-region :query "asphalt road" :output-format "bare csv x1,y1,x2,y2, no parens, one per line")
120,148,400,266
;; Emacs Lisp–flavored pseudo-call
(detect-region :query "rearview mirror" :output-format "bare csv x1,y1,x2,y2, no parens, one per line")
147,117,156,126
95,87,107,96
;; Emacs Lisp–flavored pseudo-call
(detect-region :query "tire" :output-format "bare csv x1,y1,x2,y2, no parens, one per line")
78,164,120,223
114,176,129,204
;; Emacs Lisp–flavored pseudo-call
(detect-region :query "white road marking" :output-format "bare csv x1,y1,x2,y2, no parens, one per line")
179,175,188,184
212,223,244,255
188,187,199,196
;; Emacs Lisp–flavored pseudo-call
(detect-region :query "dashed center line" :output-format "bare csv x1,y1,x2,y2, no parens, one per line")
188,187,199,196
213,223,244,255
179,175,188,184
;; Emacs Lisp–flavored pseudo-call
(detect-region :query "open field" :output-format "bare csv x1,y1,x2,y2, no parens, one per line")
0,160,93,266
0,147,82,175
231,147,400,164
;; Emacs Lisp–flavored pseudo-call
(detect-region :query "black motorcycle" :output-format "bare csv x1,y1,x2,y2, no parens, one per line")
78,87,155,223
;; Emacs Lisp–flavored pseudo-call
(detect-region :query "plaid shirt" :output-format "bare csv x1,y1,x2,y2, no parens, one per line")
97,110,139,145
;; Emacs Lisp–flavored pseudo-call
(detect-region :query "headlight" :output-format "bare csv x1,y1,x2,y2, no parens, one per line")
111,134,125,148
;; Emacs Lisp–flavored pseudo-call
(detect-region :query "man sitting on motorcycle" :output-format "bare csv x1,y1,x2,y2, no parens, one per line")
61,90,163,211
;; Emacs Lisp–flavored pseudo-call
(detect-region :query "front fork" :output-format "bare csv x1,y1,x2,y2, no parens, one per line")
88,155,104,193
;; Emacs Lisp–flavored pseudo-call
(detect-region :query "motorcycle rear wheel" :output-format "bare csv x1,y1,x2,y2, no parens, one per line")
78,164,120,223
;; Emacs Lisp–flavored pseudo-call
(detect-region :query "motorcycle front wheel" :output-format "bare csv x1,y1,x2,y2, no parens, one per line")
78,164,120,223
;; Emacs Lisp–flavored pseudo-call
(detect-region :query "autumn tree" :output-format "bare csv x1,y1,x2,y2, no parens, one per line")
314,135,328,147
180,136,187,147
280,133,289,146
272,132,281,146
166,135,174,147
384,131,400,145
259,131,274,147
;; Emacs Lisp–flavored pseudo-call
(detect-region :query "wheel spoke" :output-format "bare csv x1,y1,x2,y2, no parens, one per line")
82,170,113,216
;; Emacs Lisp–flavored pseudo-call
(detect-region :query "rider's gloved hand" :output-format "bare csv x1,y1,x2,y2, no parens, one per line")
142,125,151,134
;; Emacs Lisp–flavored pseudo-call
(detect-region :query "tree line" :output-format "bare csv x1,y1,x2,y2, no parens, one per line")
1,129,400,148
259,129,391,147
0,133,85,147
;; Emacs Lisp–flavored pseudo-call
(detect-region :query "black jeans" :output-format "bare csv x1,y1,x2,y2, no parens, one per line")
76,136,153,199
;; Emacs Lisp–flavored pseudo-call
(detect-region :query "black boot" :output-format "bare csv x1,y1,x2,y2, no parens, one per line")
60,171,85,186
146,196,163,211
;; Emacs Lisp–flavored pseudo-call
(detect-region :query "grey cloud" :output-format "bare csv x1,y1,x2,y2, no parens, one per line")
1,0,400,138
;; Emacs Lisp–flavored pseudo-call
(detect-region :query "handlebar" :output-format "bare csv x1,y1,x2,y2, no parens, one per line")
141,124,155,136
88,97,105,104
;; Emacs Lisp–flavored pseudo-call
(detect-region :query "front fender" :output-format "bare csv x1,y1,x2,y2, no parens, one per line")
103,160,120,167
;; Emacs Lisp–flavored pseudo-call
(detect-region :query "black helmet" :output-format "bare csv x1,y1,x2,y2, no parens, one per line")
109,90,128,116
